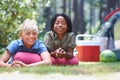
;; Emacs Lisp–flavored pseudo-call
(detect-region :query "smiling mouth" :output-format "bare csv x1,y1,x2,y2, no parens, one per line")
57,27,63,30
57,29,63,32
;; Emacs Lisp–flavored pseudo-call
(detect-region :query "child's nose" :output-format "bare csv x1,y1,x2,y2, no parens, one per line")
30,34,34,37
58,23,62,27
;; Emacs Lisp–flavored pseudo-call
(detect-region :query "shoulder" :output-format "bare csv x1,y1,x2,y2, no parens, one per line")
7,39,22,49
34,40,48,52
35,39,43,44
68,32,75,35
44,31,54,40
9,39,20,45
33,40,46,49
6,39,21,55
35,40,46,46
45,31,53,35
67,32,75,37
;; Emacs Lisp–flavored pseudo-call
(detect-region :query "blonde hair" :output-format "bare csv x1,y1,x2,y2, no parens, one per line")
20,19,38,33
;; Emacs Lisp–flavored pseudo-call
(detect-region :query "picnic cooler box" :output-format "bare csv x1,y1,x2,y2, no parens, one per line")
75,34,100,62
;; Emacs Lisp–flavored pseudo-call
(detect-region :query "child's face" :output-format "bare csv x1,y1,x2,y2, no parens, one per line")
53,16,68,35
20,30,38,49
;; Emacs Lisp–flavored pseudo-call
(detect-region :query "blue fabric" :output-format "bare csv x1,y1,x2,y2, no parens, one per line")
7,39,48,56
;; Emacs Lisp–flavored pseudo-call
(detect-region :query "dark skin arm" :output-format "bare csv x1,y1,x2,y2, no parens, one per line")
50,47,74,59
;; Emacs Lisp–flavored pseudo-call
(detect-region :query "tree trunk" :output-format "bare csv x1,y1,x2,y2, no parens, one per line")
73,0,78,35
68,0,71,17
79,0,85,34
63,0,66,14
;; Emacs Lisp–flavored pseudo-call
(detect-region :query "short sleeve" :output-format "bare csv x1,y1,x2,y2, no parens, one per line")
38,42,48,54
68,33,76,48
44,32,55,51
6,40,19,55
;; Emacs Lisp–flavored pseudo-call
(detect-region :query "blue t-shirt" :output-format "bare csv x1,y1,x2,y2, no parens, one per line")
7,39,48,56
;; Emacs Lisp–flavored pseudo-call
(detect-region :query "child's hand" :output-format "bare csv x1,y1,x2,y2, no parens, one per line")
56,48,66,58
51,51,57,58
11,61,27,68
50,49,62,58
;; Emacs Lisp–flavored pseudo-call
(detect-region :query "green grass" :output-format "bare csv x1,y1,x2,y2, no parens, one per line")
0,62,120,76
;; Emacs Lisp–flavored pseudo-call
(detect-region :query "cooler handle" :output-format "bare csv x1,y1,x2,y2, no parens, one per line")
76,34,97,41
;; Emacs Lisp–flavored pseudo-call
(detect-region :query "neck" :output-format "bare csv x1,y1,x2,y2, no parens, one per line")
22,41,32,50
57,34,64,40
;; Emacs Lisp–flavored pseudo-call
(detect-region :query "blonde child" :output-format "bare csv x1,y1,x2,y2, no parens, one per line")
0,19,52,68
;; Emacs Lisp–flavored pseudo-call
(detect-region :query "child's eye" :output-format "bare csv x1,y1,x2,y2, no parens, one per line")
26,32,30,35
55,22,59,25
55,22,66,25
62,22,66,25
32,32,37,35
26,32,37,35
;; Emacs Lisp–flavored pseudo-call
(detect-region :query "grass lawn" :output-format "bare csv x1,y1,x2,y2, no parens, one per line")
0,61,120,75
1,48,120,79
0,53,120,80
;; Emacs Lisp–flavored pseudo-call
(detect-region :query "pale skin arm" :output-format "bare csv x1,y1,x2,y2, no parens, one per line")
0,50,12,68
12,51,52,67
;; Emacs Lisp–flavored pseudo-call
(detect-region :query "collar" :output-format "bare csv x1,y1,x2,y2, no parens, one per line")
17,39,38,50
52,31,68,40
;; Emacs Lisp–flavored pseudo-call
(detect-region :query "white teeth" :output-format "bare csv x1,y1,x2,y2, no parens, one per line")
28,39,34,42
58,29,62,30
30,40,33,42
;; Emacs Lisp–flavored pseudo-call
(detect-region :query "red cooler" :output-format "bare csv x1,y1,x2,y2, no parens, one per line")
76,34,100,62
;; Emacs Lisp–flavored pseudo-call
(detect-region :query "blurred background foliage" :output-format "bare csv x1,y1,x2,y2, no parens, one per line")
0,0,120,53
0,0,39,47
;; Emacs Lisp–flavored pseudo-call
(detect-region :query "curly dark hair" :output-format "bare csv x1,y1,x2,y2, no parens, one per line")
50,13,72,33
